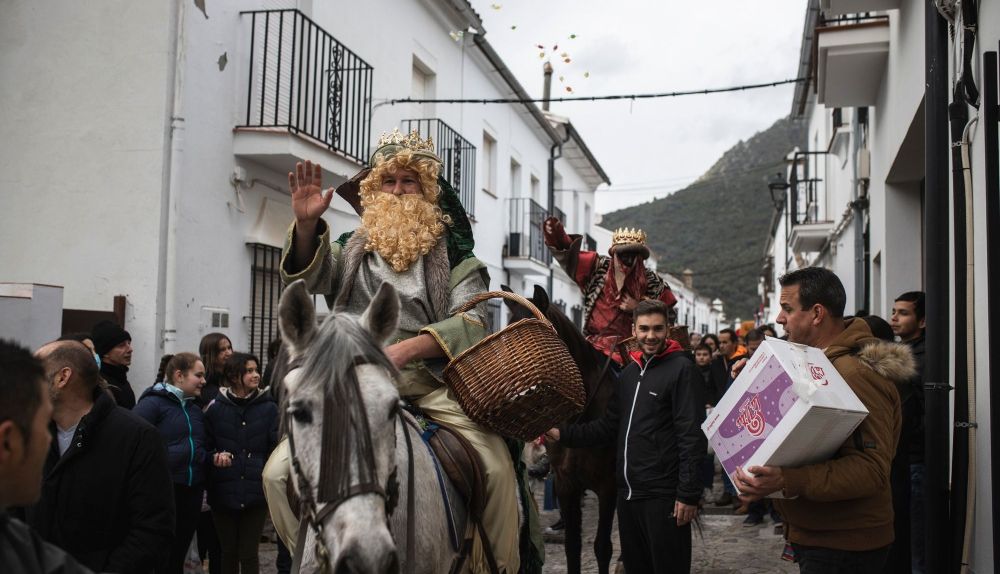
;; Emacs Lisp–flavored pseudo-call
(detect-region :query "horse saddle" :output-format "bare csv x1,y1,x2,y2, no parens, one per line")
423,418,487,521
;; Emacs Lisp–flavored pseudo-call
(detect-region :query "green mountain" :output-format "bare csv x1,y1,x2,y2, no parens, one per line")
601,116,805,322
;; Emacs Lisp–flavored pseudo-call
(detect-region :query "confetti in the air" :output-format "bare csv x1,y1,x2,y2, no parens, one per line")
569,34,577,39
558,75,565,82
449,31,463,42
583,72,590,78
539,52,546,58
552,44,558,51
511,25,517,30
491,3,502,9
537,44,545,49
566,86,574,93
563,58,572,63
560,52,568,58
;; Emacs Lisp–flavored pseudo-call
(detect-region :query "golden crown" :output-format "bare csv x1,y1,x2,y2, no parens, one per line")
371,128,441,164
611,227,647,246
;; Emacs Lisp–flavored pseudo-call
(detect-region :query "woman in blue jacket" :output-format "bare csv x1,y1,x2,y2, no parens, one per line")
133,352,208,574
204,352,278,574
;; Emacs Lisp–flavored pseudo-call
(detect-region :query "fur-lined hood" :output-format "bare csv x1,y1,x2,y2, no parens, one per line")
856,339,917,384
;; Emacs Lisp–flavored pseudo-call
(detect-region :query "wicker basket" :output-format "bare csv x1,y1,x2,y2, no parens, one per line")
443,291,585,442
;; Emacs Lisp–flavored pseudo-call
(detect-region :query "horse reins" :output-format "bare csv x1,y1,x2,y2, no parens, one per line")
286,357,416,574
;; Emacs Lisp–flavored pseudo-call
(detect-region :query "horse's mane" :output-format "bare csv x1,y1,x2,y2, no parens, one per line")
290,313,397,502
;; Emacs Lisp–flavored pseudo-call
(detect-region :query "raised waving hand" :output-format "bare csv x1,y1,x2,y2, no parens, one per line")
289,160,334,233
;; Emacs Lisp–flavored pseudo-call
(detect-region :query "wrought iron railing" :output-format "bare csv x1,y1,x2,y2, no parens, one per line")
401,118,476,217
788,151,831,225
486,300,503,332
818,12,889,27
552,206,566,224
507,198,551,264
247,243,282,370
239,10,373,164
790,178,825,224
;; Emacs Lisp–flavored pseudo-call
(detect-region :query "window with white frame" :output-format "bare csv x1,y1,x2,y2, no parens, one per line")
510,158,522,198
482,132,497,196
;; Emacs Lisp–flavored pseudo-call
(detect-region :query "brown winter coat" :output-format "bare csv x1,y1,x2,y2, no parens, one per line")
775,318,906,551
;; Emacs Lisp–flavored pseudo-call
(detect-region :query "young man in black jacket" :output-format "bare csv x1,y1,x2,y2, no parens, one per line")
547,300,707,573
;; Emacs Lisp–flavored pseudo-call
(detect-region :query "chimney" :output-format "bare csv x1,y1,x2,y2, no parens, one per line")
542,61,554,111
682,268,694,290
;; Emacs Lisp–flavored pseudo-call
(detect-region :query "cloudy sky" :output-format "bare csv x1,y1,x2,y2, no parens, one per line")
467,0,808,214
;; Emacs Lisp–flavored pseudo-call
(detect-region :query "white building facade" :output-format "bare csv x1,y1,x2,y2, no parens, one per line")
0,0,607,380
763,0,999,569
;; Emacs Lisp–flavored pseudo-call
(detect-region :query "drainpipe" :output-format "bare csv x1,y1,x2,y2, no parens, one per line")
982,48,1000,571
923,3,952,572
947,89,971,574
156,0,185,359
547,128,570,297
851,109,866,312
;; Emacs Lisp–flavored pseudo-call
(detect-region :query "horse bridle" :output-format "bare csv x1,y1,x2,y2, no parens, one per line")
285,356,417,574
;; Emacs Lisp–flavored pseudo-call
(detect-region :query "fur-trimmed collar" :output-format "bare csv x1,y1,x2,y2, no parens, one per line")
334,228,452,322
856,340,917,384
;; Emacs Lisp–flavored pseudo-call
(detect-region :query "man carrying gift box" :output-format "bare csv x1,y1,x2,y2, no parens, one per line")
542,219,677,365
545,299,707,574
734,267,902,572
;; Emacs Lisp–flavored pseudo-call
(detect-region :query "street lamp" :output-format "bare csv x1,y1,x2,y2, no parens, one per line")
767,172,789,212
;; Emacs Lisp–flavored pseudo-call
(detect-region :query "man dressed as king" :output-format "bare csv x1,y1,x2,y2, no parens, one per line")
275,130,538,573
543,217,677,365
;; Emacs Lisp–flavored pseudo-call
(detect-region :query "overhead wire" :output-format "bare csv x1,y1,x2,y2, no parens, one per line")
374,77,807,108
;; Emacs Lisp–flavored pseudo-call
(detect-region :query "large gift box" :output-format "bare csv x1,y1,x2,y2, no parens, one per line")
701,337,868,497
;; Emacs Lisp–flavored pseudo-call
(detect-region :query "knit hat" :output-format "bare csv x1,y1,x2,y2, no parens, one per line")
91,320,131,358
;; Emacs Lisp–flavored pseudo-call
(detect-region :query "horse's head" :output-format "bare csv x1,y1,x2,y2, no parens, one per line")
502,284,579,348
279,279,402,574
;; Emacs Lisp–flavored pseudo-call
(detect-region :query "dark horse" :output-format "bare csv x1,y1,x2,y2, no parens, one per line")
504,285,618,574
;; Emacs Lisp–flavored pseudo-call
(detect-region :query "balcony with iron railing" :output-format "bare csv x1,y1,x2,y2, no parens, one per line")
505,197,552,275
234,10,373,180
788,174,835,253
401,118,476,218
815,11,890,108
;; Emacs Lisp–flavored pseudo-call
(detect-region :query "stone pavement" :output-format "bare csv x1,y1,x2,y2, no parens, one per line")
535,486,796,574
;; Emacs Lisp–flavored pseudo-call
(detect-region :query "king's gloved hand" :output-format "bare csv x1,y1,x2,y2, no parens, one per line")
543,217,571,250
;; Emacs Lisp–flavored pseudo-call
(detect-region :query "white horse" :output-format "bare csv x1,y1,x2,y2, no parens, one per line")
278,279,468,574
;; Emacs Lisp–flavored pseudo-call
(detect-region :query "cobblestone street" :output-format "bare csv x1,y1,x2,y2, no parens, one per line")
535,484,796,574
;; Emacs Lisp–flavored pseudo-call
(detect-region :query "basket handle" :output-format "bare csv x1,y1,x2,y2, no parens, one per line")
455,291,554,328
